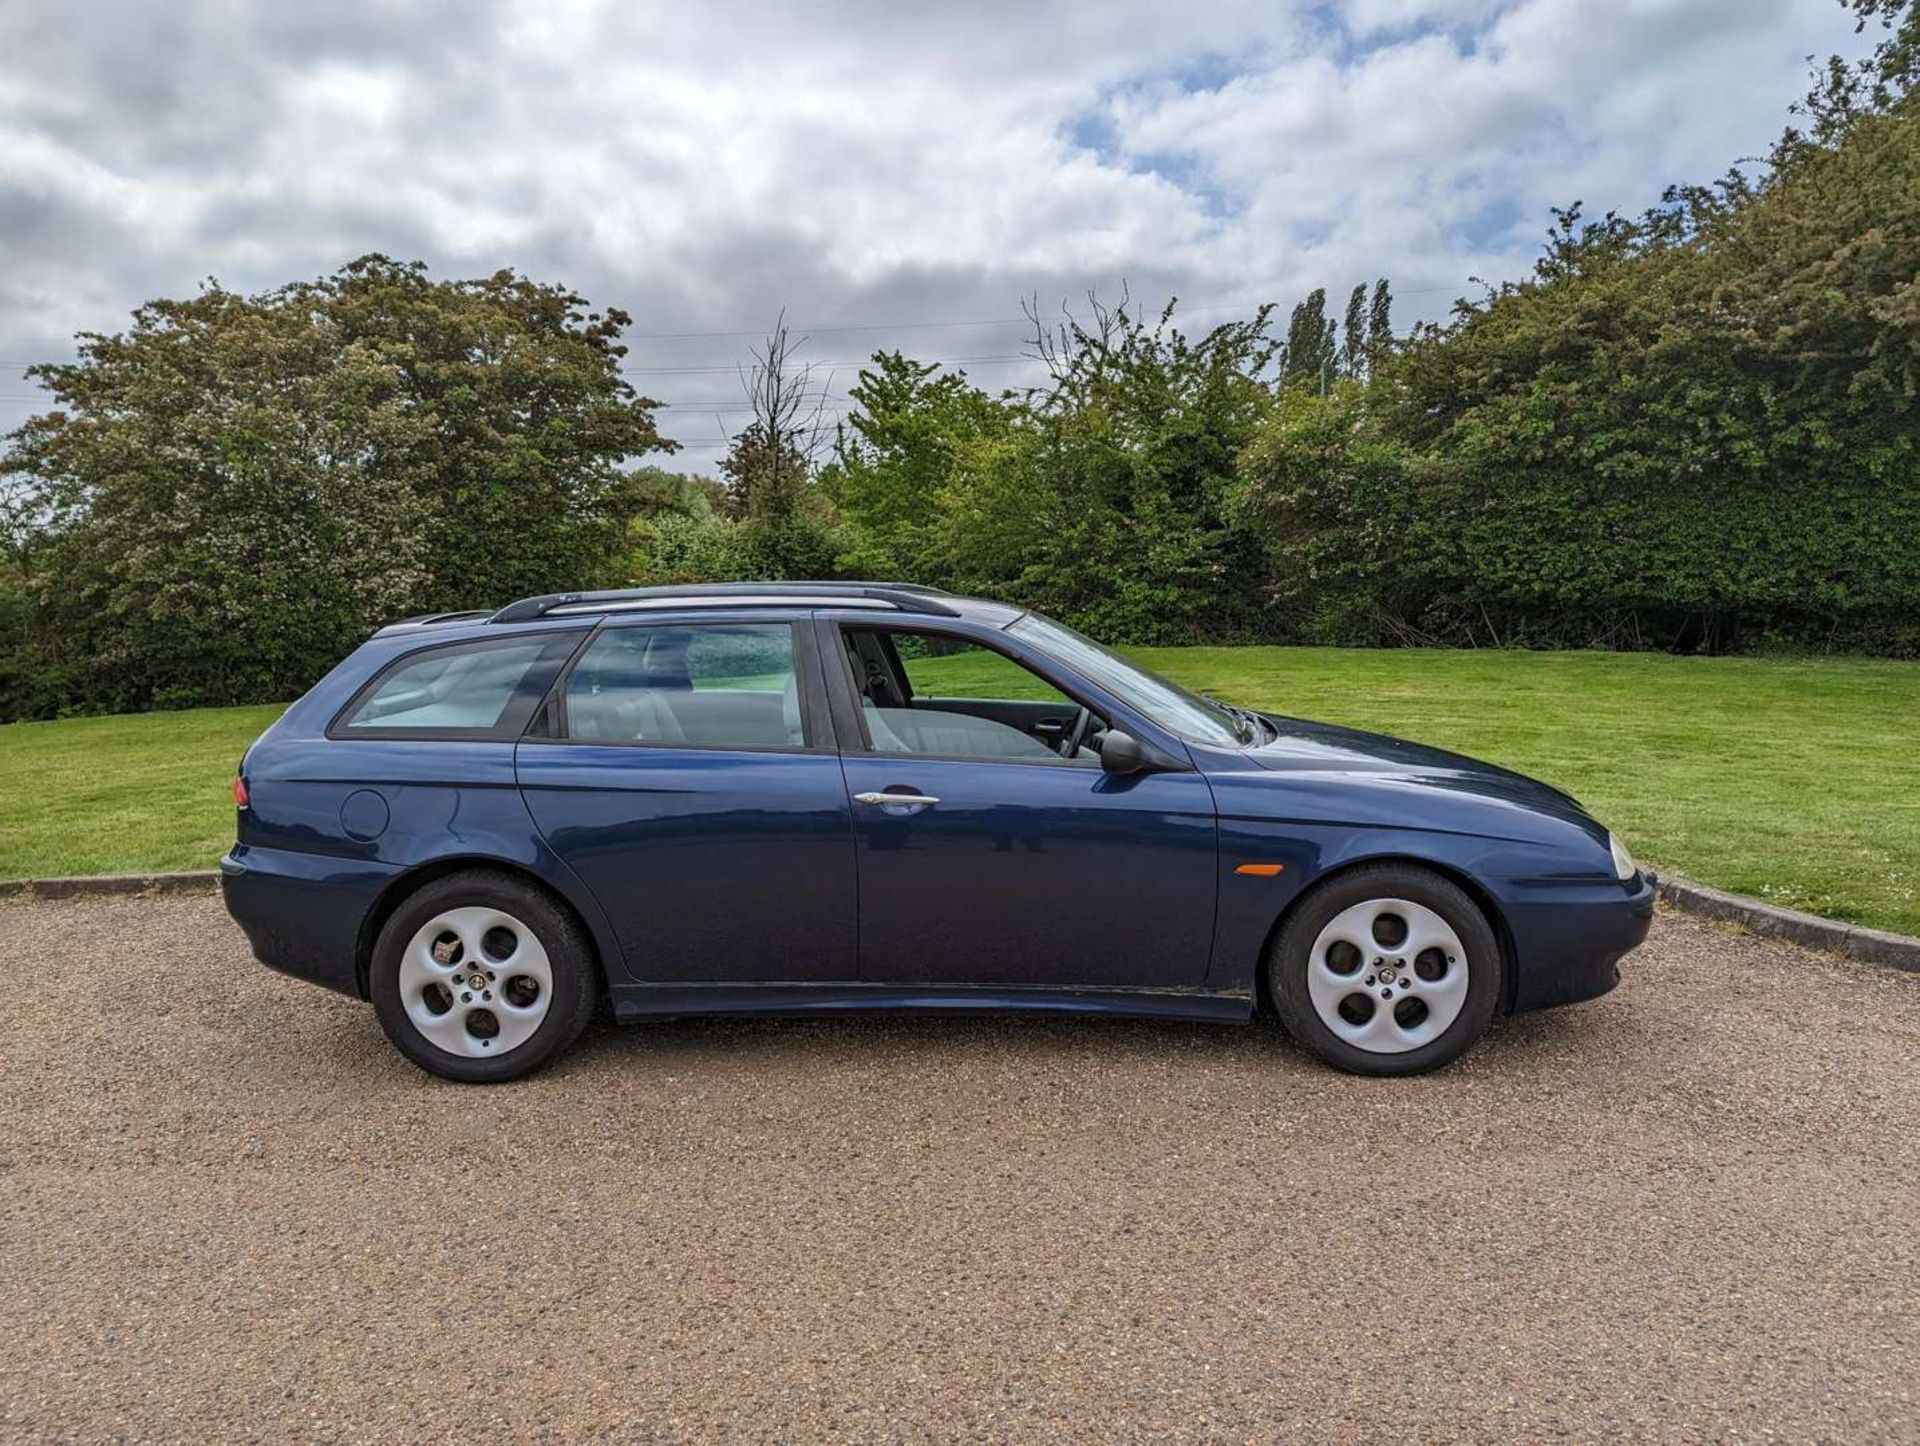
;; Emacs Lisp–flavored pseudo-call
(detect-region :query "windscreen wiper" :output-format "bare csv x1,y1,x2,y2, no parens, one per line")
1228,703,1274,744
1206,695,1260,745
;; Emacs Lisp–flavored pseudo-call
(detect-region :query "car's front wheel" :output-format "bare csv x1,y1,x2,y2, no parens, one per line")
370,870,598,1083
1268,863,1502,1076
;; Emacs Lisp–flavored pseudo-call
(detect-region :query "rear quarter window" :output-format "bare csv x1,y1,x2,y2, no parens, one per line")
335,633,579,738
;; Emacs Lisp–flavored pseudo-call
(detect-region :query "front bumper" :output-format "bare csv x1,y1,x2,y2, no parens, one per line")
1505,867,1657,1013
221,845,399,1000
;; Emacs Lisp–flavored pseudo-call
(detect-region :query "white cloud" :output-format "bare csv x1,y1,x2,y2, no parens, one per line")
0,0,1873,468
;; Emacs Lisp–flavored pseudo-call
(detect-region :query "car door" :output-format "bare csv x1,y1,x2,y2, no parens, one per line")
819,617,1219,989
515,615,857,983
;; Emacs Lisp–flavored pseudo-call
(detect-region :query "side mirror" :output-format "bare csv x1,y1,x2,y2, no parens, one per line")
1100,729,1151,774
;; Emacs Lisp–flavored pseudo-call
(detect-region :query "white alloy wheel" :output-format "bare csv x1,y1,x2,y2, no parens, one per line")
1305,896,1470,1055
397,906,554,1058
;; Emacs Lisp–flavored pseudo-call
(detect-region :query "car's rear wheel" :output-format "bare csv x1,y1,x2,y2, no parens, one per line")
370,870,598,1083
1267,863,1502,1076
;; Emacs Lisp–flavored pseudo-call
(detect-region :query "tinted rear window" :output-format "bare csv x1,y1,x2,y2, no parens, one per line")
339,633,578,737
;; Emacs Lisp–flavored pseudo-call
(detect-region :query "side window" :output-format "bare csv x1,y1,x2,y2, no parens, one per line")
563,623,804,748
340,634,576,737
841,628,1104,764
899,634,1073,705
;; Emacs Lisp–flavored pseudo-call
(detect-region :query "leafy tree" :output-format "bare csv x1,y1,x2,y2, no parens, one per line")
719,423,814,525
822,297,1280,642
613,465,728,582
636,427,844,581
621,464,727,522
1786,0,1919,152
636,507,843,585
1283,288,1338,389
1015,296,1281,639
1232,382,1429,644
1239,70,1920,652
1366,279,1394,370
1341,284,1369,378
1,255,667,716
820,351,1018,580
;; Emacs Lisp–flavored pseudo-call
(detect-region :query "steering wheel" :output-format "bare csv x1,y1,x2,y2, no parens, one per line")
1057,705,1093,759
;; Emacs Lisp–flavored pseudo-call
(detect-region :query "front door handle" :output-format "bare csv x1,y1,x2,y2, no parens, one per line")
854,791,940,808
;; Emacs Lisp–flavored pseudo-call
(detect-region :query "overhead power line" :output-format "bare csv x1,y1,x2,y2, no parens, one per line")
0,351,1043,380
655,398,860,411
624,316,1032,341
616,285,1467,341
0,281,1473,400
621,353,1033,376
0,282,1473,376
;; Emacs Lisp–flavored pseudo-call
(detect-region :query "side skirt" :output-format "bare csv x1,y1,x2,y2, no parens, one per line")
609,981,1256,1025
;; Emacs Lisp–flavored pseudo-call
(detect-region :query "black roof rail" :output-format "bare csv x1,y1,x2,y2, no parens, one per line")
828,580,955,596
388,608,497,627
488,582,962,624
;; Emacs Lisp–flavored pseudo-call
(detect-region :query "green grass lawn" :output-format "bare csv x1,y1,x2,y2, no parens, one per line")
1138,647,1919,935
0,704,286,878
3,648,1915,935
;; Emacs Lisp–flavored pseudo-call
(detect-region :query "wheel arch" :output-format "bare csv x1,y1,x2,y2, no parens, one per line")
1252,854,1519,1017
355,855,610,1001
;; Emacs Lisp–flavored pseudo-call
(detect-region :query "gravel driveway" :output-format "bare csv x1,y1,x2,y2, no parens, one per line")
1,892,1915,1442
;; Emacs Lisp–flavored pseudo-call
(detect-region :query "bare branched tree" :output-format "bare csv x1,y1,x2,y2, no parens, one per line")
723,310,833,521
1020,283,1279,411
1023,283,1134,395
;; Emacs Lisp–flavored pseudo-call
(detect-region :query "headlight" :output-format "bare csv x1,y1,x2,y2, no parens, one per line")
1609,832,1636,881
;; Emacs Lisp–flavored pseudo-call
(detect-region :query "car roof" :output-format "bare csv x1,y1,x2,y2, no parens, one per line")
372,583,1027,640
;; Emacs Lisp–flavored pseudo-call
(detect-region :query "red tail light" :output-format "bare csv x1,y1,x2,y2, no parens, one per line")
233,775,250,808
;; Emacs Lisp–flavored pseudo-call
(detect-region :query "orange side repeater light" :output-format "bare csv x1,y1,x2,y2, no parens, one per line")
1234,862,1284,877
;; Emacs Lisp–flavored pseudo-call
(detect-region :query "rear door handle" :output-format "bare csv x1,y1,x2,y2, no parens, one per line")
854,791,940,807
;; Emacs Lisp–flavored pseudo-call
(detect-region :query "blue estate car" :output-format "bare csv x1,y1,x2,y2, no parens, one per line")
222,582,1654,1082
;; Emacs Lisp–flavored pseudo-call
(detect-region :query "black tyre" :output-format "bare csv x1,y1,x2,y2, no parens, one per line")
370,869,599,1083
1267,863,1502,1076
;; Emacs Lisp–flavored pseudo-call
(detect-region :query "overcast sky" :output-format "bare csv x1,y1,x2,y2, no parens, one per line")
0,0,1869,472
